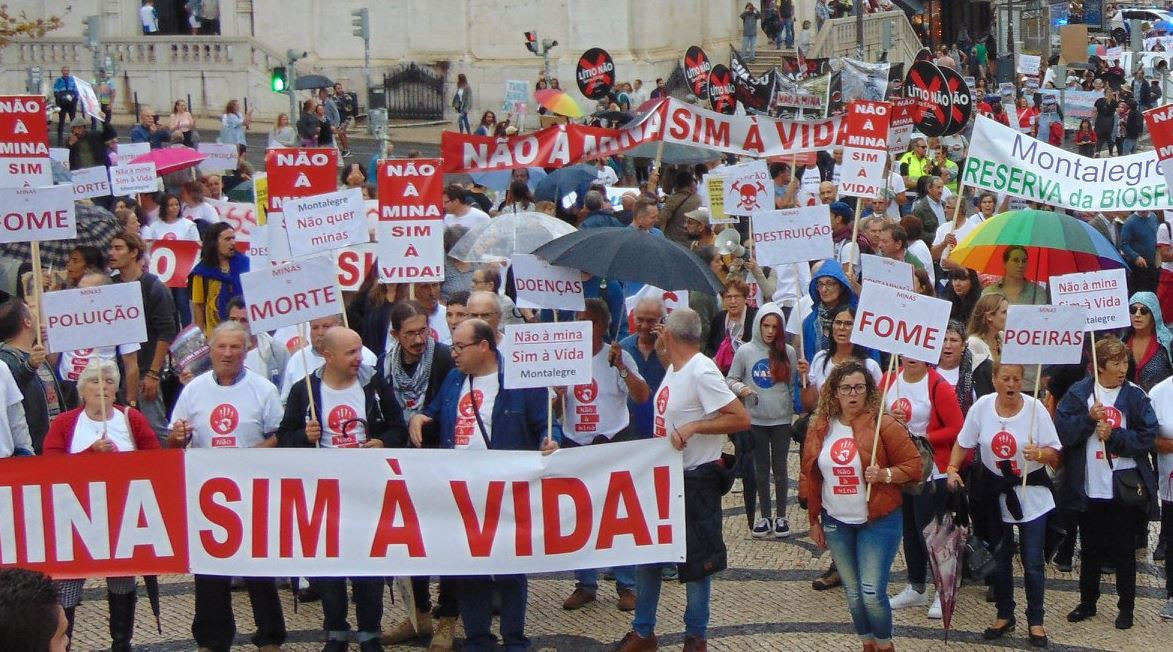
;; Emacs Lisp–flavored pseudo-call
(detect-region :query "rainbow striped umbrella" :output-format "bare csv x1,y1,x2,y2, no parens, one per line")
535,89,584,118
948,209,1126,282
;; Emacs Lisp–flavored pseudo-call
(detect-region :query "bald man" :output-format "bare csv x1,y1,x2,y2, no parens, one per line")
465,291,504,340
278,326,407,649
280,314,378,401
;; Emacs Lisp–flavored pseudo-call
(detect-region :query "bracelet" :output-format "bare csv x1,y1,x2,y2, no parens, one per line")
885,468,893,484
946,465,959,474
146,370,161,380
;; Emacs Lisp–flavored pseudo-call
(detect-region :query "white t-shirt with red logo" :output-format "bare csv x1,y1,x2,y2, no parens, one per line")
1085,384,1134,500
320,380,368,448
58,343,140,383
1150,378,1173,502
70,410,136,453
818,420,868,524
141,218,200,242
280,344,378,401
454,372,498,450
653,353,737,470
887,372,932,438
563,348,643,445
957,393,1061,523
170,369,283,449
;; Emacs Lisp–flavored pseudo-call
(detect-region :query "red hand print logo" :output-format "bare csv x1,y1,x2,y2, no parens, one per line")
328,404,358,435
1103,406,1123,429
574,379,598,404
458,390,483,418
209,403,239,435
991,431,1017,460
891,397,912,422
655,386,670,414
831,437,857,465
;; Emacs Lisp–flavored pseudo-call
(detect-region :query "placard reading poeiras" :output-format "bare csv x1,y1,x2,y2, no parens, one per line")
1050,268,1129,330
376,221,445,283
751,205,833,266
0,185,77,243
503,321,592,390
282,187,368,258
1001,305,1088,365
852,281,951,361
511,253,586,311
42,282,147,354
110,162,159,195
240,255,343,333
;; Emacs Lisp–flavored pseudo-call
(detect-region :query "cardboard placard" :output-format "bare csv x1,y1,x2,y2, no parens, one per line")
1050,268,1129,331
750,205,834,266
375,221,445,283
114,142,151,166
265,148,339,213
851,281,951,361
197,142,240,172
71,165,111,200
42,281,147,353
839,100,891,198
861,253,915,291
502,321,592,389
0,184,77,242
282,188,368,258
720,160,771,216
511,253,586,311
377,159,444,221
110,162,159,195
1001,305,1088,365
240,255,344,333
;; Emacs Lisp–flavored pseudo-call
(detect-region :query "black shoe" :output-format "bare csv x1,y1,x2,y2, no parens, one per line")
1115,610,1134,630
107,591,137,652
1102,563,1116,575
359,638,383,652
1067,604,1097,623
1054,556,1073,572
298,584,322,602
322,641,349,652
1156,540,1167,562
982,617,1015,640
1029,628,1049,648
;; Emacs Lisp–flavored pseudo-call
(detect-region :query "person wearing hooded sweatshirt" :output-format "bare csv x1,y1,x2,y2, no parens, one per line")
726,303,800,539
1124,292,1173,393
796,260,858,361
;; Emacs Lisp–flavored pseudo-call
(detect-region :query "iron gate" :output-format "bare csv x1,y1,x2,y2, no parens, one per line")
382,63,447,121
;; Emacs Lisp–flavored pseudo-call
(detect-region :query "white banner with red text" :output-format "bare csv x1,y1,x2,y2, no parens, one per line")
0,441,685,578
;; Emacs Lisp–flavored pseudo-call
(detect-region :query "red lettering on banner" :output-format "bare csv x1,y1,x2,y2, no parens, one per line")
199,478,243,559
368,470,425,557
654,465,672,544
251,478,268,558
450,480,505,557
512,481,533,556
278,479,339,558
378,158,444,222
265,148,338,212
542,477,592,555
741,123,764,153
596,471,652,549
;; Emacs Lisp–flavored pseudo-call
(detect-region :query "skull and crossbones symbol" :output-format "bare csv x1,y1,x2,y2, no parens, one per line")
730,180,766,212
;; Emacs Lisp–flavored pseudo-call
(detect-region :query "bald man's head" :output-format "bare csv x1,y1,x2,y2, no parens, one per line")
310,314,344,352
321,326,363,378
467,291,502,330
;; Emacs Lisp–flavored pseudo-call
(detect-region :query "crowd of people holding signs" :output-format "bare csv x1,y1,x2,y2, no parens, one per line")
8,26,1173,652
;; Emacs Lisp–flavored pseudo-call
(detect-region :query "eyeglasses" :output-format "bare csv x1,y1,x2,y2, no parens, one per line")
1131,305,1152,316
399,327,429,341
816,280,840,290
467,311,500,320
451,340,483,353
832,320,854,329
837,384,868,396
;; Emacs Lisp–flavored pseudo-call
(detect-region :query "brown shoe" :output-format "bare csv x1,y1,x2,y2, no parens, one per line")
381,610,433,644
615,630,658,651
428,616,456,652
617,587,636,612
562,587,597,610
862,642,878,652
683,634,707,651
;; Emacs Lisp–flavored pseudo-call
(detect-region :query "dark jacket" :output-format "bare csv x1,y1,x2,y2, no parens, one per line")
707,306,756,358
114,271,178,373
679,457,734,583
422,356,553,450
0,344,76,453
1054,377,1159,516
376,342,454,448
68,129,112,170
277,367,408,448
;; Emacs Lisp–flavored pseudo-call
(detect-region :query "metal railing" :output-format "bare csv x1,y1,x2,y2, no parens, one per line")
808,10,922,68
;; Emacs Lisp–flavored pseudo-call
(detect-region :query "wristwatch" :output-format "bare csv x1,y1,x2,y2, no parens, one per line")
618,368,630,379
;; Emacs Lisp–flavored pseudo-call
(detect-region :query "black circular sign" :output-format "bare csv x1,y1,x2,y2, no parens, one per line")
903,60,952,137
576,48,615,100
708,65,736,115
684,46,712,99
937,65,973,136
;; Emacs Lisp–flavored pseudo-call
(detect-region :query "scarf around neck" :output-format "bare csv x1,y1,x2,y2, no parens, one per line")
386,337,435,417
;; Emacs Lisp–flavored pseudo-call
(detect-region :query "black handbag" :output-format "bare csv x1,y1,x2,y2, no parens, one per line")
946,489,998,581
1105,445,1148,509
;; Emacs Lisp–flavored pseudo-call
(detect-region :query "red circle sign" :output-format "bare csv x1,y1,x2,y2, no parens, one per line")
328,404,359,435
655,386,670,414
459,390,483,418
684,46,711,99
991,431,1018,460
210,403,239,435
891,397,913,422
708,65,736,115
1103,406,1123,429
831,437,857,465
576,48,615,100
574,379,598,404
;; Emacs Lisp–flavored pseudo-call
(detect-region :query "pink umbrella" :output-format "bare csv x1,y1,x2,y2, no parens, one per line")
130,146,207,176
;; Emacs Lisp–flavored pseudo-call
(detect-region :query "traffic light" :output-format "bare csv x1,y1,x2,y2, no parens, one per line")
524,31,538,54
82,15,100,48
270,66,288,93
352,8,370,40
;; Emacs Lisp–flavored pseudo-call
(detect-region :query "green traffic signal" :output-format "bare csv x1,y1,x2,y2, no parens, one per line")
271,66,287,93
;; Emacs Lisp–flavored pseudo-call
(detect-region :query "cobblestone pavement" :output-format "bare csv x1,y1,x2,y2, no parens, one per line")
69,460,1172,651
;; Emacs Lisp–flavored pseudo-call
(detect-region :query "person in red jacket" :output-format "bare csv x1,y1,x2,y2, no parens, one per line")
880,356,964,619
42,358,159,651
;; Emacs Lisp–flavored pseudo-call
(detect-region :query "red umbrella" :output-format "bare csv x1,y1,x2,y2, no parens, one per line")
923,510,967,639
130,146,207,176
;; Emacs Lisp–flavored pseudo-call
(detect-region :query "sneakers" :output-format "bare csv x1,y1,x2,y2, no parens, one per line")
773,517,791,539
562,587,597,610
927,594,942,619
428,616,456,652
381,611,432,644
1160,597,1173,620
617,588,636,612
889,585,931,609
751,517,771,538
661,566,678,580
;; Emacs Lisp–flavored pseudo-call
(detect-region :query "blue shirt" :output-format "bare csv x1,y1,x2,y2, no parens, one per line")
130,124,166,149
53,75,77,95
1121,211,1158,266
620,333,665,437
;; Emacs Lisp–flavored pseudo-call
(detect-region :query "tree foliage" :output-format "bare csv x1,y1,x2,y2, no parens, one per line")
0,5,65,48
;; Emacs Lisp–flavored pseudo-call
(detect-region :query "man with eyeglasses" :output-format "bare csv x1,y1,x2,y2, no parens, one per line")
899,137,931,190
443,183,490,230
466,291,505,341
408,319,557,652
280,314,378,402
278,326,405,652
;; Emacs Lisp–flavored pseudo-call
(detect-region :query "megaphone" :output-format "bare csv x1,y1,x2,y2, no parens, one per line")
714,228,748,259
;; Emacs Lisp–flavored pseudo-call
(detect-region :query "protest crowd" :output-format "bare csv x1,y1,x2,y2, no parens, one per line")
14,4,1173,652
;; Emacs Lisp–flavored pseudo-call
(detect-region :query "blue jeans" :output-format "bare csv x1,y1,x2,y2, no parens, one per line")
991,513,1048,626
742,35,757,60
319,577,382,641
632,564,711,638
458,575,528,651
782,18,795,48
822,509,903,646
458,111,471,134
1122,137,1138,154
576,566,635,593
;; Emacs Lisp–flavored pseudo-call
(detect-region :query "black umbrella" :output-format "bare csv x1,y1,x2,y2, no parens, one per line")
143,575,162,634
0,202,122,269
533,164,598,202
294,74,334,90
591,110,635,124
532,227,724,295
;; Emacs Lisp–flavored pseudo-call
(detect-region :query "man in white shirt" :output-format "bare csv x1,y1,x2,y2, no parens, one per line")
617,308,749,652
225,297,289,389
166,321,287,650
443,183,490,230
140,0,159,34
280,314,377,401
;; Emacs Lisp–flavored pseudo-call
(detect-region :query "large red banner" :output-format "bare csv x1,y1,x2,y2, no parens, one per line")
264,148,339,213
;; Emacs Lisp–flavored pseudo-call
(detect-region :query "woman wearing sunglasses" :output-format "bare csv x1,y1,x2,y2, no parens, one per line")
1123,293,1173,393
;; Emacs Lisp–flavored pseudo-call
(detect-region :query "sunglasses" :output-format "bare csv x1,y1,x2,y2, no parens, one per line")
1131,305,1152,316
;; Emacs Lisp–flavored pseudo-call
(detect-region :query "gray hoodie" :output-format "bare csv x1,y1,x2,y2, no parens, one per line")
725,302,797,426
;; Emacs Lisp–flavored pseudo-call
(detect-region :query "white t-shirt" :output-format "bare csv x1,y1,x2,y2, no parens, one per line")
907,240,935,286
596,166,619,186
808,352,883,391
444,207,491,230
171,369,283,449
957,394,1061,523
455,372,498,450
58,344,140,383
182,201,220,225
886,172,907,220
653,353,737,470
1150,377,1173,502
1084,384,1135,500
1158,221,1173,273
142,218,200,242
70,410,135,453
272,326,306,353
280,345,378,400
0,364,22,457
320,380,367,448
140,4,158,31
932,215,982,263
563,348,643,444
819,420,868,524
428,306,452,345
887,372,932,437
